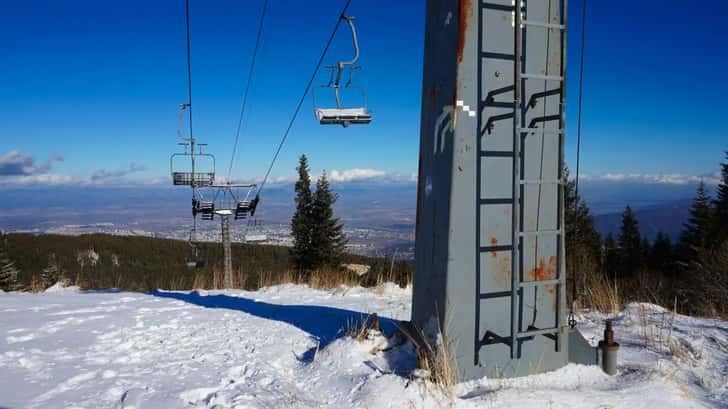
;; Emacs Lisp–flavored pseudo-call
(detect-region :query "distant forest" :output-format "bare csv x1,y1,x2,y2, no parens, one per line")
0,233,411,292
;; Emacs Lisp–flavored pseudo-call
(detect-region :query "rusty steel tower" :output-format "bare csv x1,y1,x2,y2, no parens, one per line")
412,0,596,380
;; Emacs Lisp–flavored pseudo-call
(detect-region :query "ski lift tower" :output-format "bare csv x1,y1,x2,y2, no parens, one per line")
412,0,597,380
194,183,259,288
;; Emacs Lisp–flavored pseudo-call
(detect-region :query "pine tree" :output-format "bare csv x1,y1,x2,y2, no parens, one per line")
0,232,20,291
291,155,315,271
714,150,728,242
649,231,674,274
563,167,602,301
680,181,713,255
603,233,619,277
310,171,347,269
40,253,60,288
617,206,642,278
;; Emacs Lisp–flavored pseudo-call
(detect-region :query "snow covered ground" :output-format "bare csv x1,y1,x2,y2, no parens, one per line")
0,284,726,408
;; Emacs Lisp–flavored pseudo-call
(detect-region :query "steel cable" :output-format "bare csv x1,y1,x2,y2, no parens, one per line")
256,0,352,195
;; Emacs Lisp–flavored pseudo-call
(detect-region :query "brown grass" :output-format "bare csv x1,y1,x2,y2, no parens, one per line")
309,267,358,290
399,319,458,400
346,315,370,342
581,272,621,314
29,276,45,293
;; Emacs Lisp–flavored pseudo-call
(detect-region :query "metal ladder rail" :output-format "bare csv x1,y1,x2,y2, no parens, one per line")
476,0,567,362
475,0,533,362
513,0,567,356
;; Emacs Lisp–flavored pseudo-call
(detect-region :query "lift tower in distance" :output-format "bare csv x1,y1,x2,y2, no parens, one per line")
412,0,596,380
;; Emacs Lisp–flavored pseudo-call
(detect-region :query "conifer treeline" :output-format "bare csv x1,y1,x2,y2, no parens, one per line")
567,151,728,316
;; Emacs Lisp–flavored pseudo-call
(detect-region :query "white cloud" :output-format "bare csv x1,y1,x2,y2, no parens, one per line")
327,168,416,183
89,163,147,183
328,168,387,182
0,150,63,176
580,172,721,186
0,173,74,186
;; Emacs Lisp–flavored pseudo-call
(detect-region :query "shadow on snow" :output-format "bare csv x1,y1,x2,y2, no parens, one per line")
150,290,403,363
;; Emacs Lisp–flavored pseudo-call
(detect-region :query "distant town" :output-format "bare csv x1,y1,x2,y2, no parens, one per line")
11,220,415,261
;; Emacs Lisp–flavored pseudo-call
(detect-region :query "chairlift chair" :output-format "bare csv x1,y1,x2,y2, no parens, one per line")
186,230,206,269
170,103,216,187
234,194,260,220
245,218,268,243
313,16,372,127
192,198,215,220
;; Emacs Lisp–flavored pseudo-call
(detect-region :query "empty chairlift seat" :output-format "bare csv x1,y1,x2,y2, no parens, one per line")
192,199,215,220
234,194,260,220
315,107,372,127
172,171,215,186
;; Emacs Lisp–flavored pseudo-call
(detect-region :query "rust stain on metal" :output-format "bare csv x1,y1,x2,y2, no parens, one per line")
490,251,511,288
528,256,557,281
457,0,472,64
489,237,498,257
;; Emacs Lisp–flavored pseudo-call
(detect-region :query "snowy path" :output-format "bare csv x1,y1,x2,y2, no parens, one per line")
0,284,726,408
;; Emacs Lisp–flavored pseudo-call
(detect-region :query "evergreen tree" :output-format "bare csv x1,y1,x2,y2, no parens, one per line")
714,151,728,242
640,236,651,265
0,232,20,291
649,231,674,274
680,181,713,254
617,206,642,278
563,167,602,301
291,155,314,271
40,253,60,288
310,171,347,269
603,233,619,277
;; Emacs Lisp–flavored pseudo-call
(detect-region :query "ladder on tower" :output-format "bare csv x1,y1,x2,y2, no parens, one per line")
475,0,566,362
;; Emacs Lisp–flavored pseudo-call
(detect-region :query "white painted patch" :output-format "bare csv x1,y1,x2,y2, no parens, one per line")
456,99,477,117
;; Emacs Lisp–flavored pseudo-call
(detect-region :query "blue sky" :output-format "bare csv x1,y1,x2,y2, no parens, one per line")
0,0,726,187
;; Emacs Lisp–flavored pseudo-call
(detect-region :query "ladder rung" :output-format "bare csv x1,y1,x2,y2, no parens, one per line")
521,73,563,81
519,229,561,237
479,198,513,205
481,151,514,157
479,291,512,300
519,278,560,288
481,51,517,61
519,179,565,185
480,330,512,346
479,244,512,253
522,20,565,30
487,101,515,109
517,327,559,339
482,2,522,12
518,128,564,135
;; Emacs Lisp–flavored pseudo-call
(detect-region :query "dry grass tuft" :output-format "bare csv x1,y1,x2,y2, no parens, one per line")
29,276,45,293
346,315,370,342
582,272,621,314
309,267,358,290
399,320,458,400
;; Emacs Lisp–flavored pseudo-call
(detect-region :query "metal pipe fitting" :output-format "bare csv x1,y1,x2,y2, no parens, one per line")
599,320,619,375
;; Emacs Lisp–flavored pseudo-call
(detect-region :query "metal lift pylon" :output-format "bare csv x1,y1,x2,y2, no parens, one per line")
411,0,598,381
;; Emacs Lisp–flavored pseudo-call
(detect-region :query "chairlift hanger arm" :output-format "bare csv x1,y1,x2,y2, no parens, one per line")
338,16,360,68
